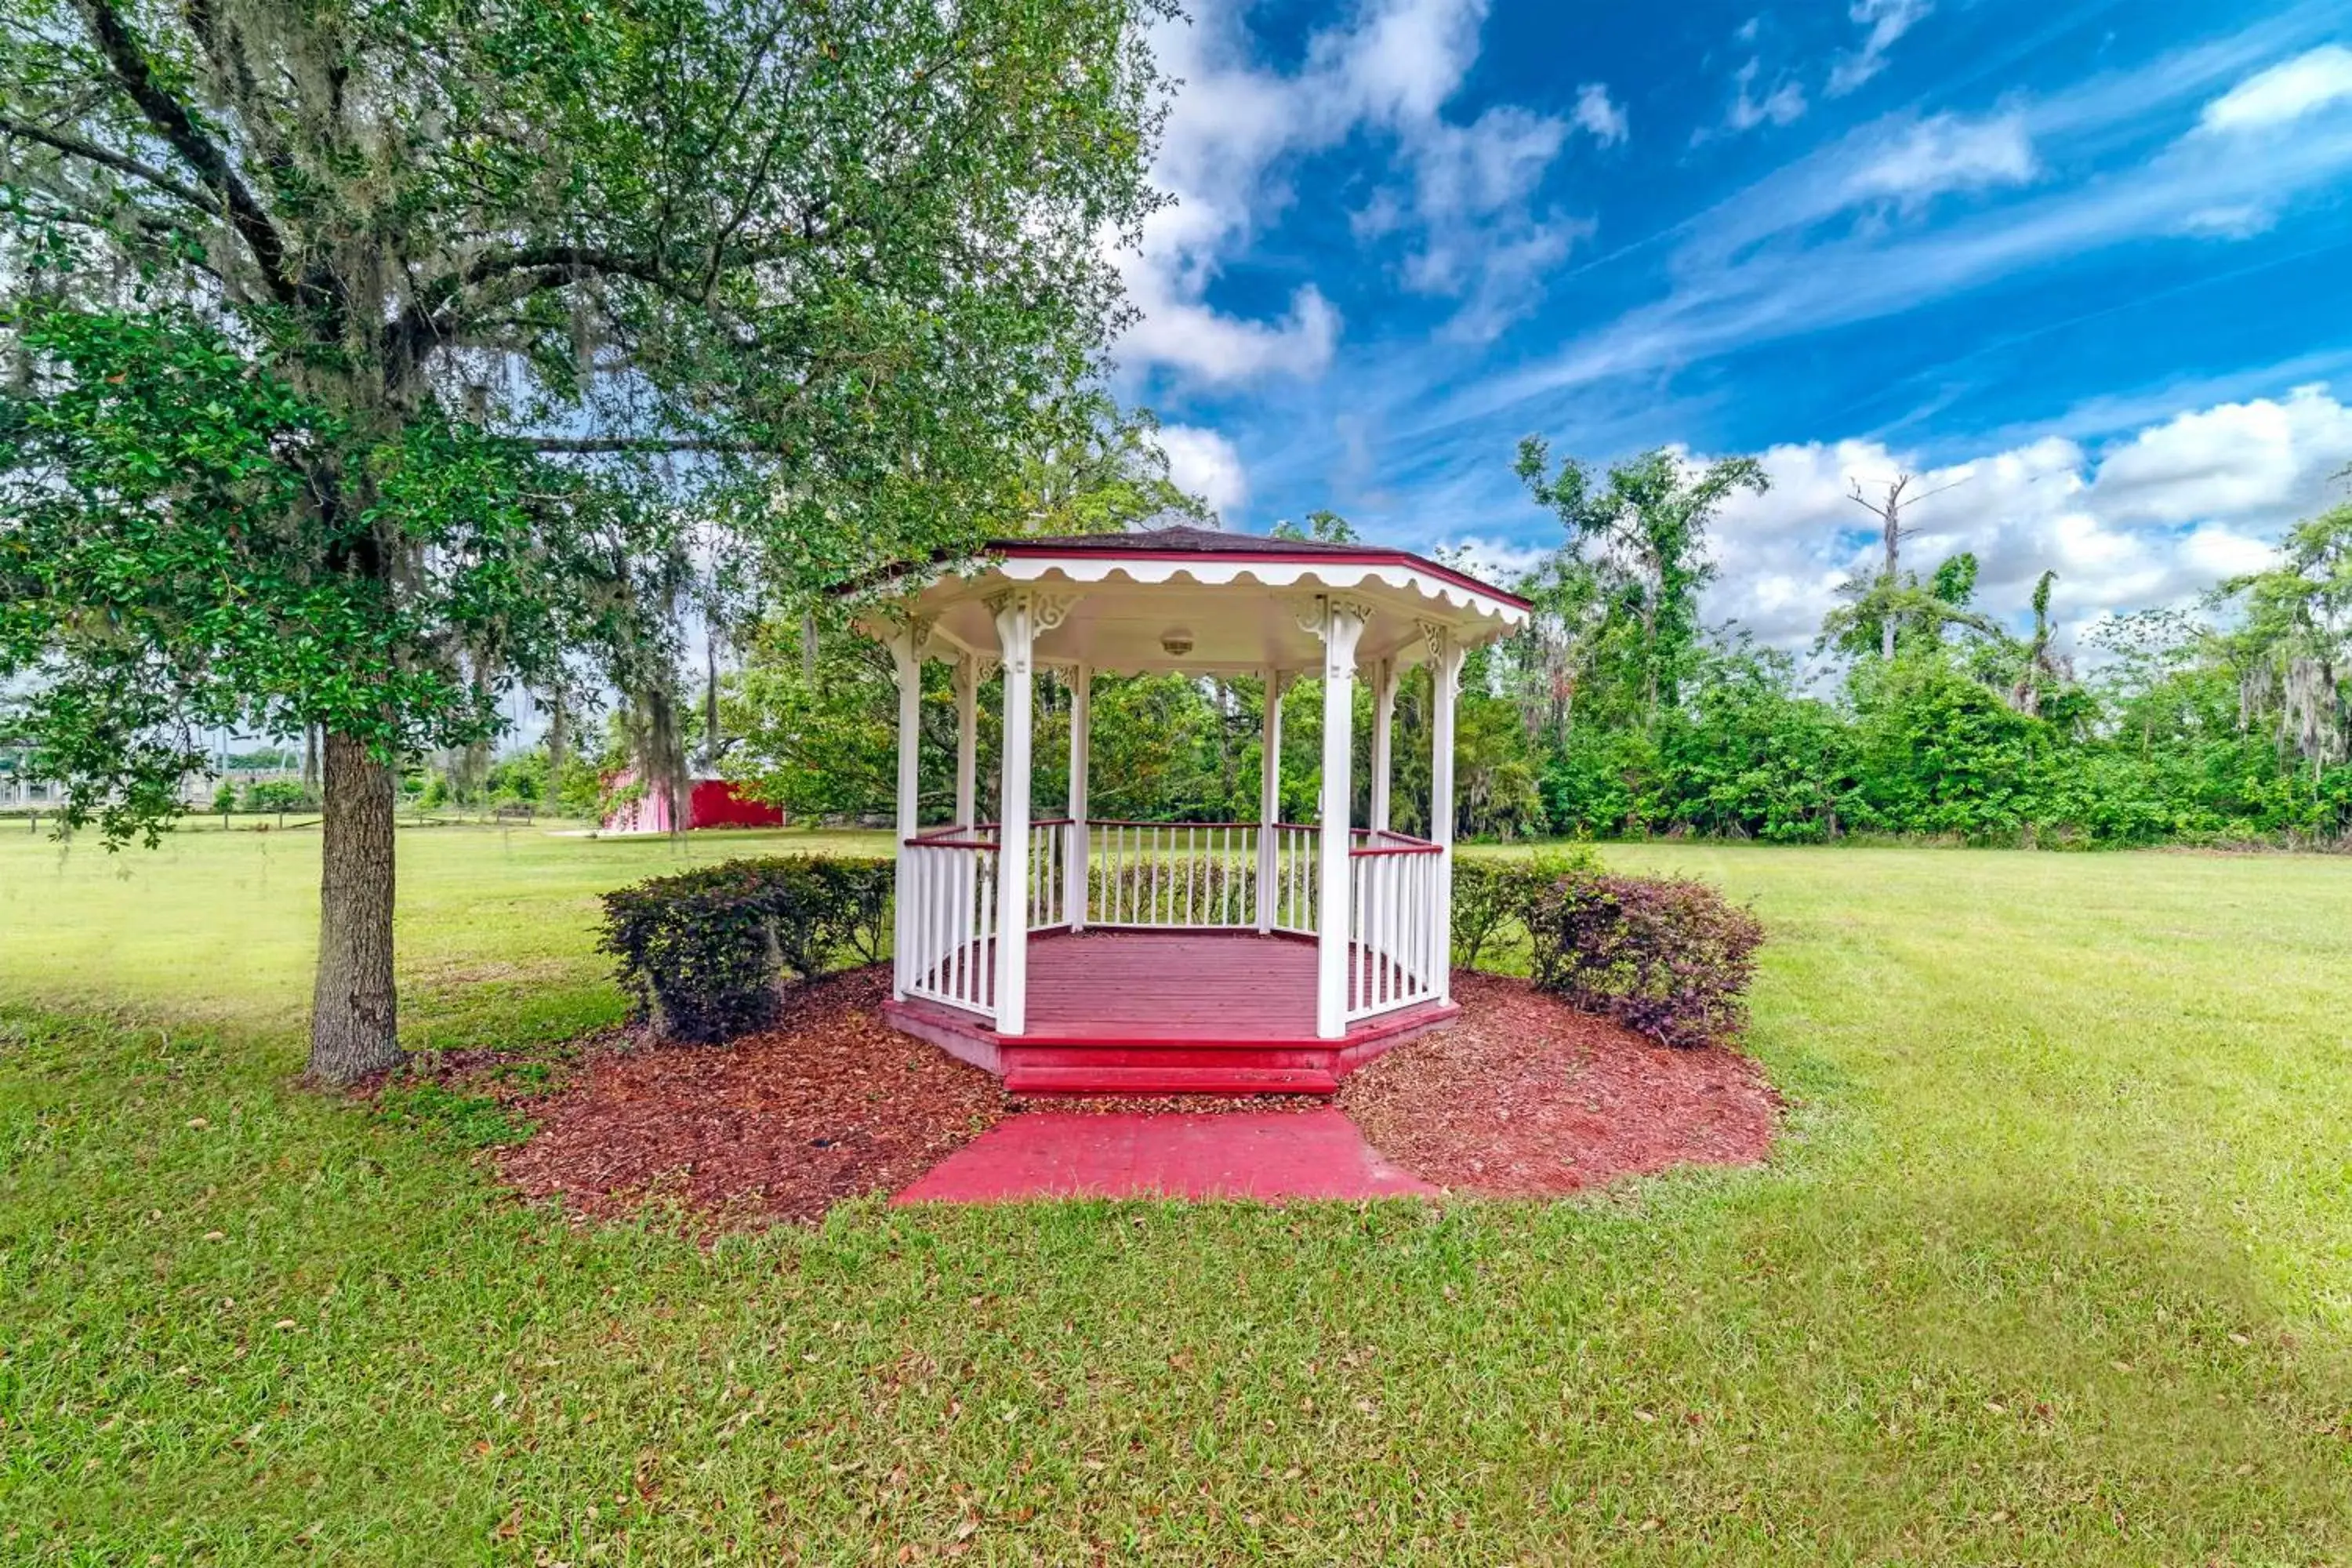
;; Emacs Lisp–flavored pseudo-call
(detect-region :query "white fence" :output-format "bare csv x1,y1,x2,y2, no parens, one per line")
1027,818,1075,931
1345,833,1446,1022
1091,820,1267,930
895,827,998,1019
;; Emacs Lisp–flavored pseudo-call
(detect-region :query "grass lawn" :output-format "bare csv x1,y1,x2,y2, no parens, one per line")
3,825,2349,1563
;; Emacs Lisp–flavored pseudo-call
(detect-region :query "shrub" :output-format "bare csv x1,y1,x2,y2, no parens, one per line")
598,855,892,1043
1450,845,1602,971
243,779,316,815
1524,872,1763,1049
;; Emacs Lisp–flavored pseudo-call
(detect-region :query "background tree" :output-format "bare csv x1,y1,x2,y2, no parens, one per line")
1271,510,1359,543
0,0,1172,1081
1514,441,1769,729
1012,405,1214,535
2219,503,2352,779
1817,547,2003,661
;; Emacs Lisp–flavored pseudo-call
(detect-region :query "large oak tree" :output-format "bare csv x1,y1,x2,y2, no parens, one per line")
0,0,1171,1080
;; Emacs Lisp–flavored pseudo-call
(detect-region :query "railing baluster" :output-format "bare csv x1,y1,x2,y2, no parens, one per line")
941,851,960,1001
1187,825,1200,925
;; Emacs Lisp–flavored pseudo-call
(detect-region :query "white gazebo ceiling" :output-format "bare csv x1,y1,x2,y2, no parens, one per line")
873,527,1530,674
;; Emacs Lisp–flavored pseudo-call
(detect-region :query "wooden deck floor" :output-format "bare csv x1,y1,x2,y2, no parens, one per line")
1022,929,1319,1040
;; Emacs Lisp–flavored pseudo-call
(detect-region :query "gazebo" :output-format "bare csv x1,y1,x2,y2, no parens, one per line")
857,526,1530,1094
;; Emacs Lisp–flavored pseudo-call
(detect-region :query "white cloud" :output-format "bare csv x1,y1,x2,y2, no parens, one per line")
1572,84,1630,147
1727,60,1807,132
1828,0,1932,98
2176,202,2278,240
1701,386,2352,649
2198,44,2352,134
2089,383,2352,524
1409,105,1569,224
1443,533,1555,588
1156,424,1250,517
1845,111,2037,204
1117,270,1341,384
1120,0,1581,380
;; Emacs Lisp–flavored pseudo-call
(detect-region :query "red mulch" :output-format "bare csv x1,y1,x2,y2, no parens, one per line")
482,966,1774,1225
1338,972,1776,1196
495,969,1001,1225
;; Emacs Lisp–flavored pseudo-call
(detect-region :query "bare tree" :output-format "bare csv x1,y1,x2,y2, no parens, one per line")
1842,473,1974,659
1848,476,1916,661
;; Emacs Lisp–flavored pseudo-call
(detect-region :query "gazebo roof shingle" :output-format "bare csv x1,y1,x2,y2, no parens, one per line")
988,524,1528,609
996,524,1371,556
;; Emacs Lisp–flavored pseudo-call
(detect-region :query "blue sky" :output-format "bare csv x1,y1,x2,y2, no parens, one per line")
1114,0,2352,648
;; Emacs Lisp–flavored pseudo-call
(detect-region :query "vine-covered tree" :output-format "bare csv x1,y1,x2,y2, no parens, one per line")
0,0,1172,1081
1513,441,1769,729
2220,502,2352,778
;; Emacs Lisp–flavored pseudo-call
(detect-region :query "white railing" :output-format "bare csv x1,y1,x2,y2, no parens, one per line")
895,826,998,1019
1345,831,1446,1022
1027,818,1075,931
895,818,1445,1026
1261,822,1319,935
1091,819,1290,930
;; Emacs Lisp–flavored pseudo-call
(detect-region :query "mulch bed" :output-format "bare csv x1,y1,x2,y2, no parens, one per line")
478,966,1775,1225
1338,972,1777,1196
495,968,1001,1225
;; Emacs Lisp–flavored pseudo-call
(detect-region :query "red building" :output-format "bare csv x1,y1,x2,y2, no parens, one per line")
601,773,784,834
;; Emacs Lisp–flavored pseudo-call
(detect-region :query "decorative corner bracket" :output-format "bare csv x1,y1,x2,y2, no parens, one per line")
1417,619,1467,693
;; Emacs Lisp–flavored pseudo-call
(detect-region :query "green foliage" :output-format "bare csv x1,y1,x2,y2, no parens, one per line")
242,780,314,815
1270,510,1359,543
1450,846,1602,971
1515,441,1769,727
1486,436,2352,850
0,304,645,844
598,855,893,1043
1525,872,1766,1048
2,0,1177,1073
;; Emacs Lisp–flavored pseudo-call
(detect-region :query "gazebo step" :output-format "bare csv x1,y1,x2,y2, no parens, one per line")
1004,1064,1341,1097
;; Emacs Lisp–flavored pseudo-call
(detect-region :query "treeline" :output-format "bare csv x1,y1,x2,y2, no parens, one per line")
707,448,2350,849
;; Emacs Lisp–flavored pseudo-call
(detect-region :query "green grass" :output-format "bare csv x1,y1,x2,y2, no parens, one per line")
3,827,2349,1563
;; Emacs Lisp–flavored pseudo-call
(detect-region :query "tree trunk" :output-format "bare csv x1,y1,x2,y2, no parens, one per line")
704,630,721,770
1880,514,1900,661
546,691,568,781
307,731,400,1084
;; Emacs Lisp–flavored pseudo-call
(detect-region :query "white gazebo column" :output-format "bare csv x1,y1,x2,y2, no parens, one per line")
1368,656,1398,833
953,653,982,828
1306,597,1371,1039
1422,622,1467,1004
1065,662,1091,931
883,611,932,1001
1254,667,1286,934
986,589,1073,1036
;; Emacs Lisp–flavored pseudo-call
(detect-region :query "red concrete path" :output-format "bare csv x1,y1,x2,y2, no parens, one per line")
893,1109,1437,1204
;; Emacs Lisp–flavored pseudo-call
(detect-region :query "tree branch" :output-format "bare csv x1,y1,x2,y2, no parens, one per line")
0,114,211,207
75,0,299,306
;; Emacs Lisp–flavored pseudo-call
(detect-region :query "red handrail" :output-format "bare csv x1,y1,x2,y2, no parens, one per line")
1350,829,1441,857
904,825,998,849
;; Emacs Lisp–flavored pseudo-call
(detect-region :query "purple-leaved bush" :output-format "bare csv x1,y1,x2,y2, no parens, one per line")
1524,873,1765,1049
